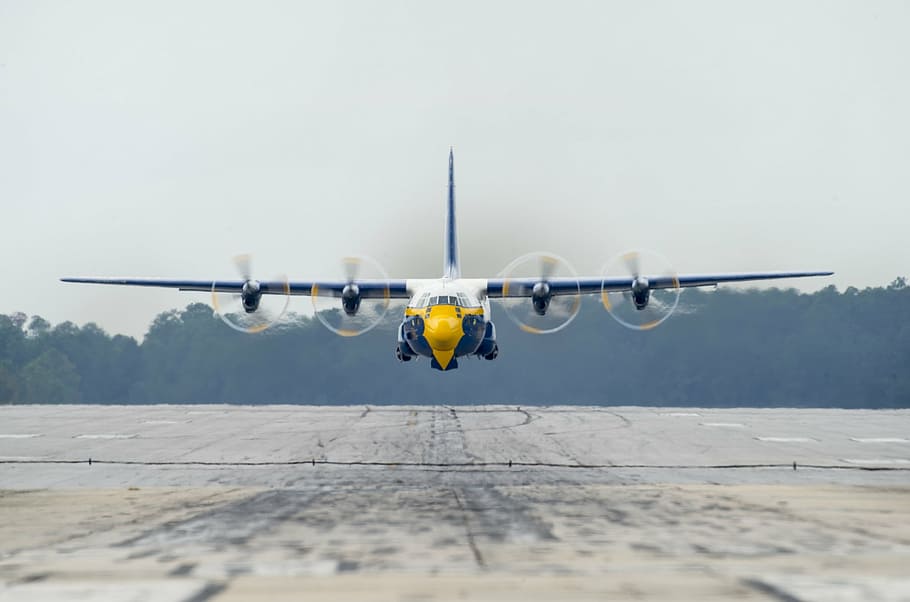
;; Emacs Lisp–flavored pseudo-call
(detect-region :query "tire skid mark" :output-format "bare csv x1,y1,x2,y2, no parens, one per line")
114,489,323,552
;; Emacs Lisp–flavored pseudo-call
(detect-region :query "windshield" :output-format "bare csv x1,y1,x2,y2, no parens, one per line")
410,292,481,308
430,295,458,306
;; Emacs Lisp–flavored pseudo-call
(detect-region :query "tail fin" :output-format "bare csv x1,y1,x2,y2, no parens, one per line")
444,148,460,279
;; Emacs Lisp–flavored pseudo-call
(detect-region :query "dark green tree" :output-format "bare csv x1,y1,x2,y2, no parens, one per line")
0,361,19,403
20,349,82,403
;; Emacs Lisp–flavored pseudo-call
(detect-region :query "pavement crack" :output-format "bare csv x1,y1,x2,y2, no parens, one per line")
604,410,632,428
451,488,486,570
183,582,227,602
741,578,804,602
4,459,909,471
518,408,534,426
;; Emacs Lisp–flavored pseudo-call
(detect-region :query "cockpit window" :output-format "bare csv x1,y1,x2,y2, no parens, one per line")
459,293,481,308
412,291,481,308
427,295,469,306
410,293,432,308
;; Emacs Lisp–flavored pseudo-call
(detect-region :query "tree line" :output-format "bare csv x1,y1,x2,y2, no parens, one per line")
0,279,907,407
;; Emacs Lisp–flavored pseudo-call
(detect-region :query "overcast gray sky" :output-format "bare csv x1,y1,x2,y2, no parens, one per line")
2,1,908,338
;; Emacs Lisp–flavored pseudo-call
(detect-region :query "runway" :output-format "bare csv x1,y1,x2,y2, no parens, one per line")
1,405,909,601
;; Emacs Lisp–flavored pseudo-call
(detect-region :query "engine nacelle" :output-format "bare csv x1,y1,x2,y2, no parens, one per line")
631,276,650,310
241,280,262,313
531,281,551,316
341,283,361,316
475,321,498,360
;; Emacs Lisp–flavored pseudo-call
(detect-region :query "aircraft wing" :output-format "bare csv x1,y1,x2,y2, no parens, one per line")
60,277,412,299
486,270,834,297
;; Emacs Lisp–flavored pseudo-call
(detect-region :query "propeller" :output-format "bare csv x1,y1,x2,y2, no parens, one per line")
499,252,581,334
311,255,391,337
601,249,680,331
211,254,290,334
234,253,252,281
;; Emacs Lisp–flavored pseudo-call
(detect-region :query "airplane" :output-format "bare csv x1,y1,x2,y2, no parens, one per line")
63,149,832,371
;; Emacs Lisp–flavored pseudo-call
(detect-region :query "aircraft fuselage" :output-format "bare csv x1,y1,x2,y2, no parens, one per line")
397,278,497,371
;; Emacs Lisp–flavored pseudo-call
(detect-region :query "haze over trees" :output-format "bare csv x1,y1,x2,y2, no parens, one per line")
0,280,907,407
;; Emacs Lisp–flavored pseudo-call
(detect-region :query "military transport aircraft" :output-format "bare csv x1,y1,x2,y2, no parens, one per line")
63,150,832,371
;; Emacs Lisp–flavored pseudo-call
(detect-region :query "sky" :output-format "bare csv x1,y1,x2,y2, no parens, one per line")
2,1,908,338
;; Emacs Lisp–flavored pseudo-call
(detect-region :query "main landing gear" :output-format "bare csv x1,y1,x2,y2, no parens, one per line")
482,344,498,360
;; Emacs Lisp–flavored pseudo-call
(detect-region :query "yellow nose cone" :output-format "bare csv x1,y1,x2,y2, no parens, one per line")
425,315,461,350
424,307,463,369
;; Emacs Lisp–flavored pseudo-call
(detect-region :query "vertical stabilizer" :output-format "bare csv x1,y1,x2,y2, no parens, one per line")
444,148,460,278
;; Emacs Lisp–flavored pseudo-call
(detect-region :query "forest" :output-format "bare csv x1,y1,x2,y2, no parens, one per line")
1,280,907,407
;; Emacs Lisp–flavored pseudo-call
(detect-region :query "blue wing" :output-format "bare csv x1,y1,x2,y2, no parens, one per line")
486,270,833,297
60,277,411,299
